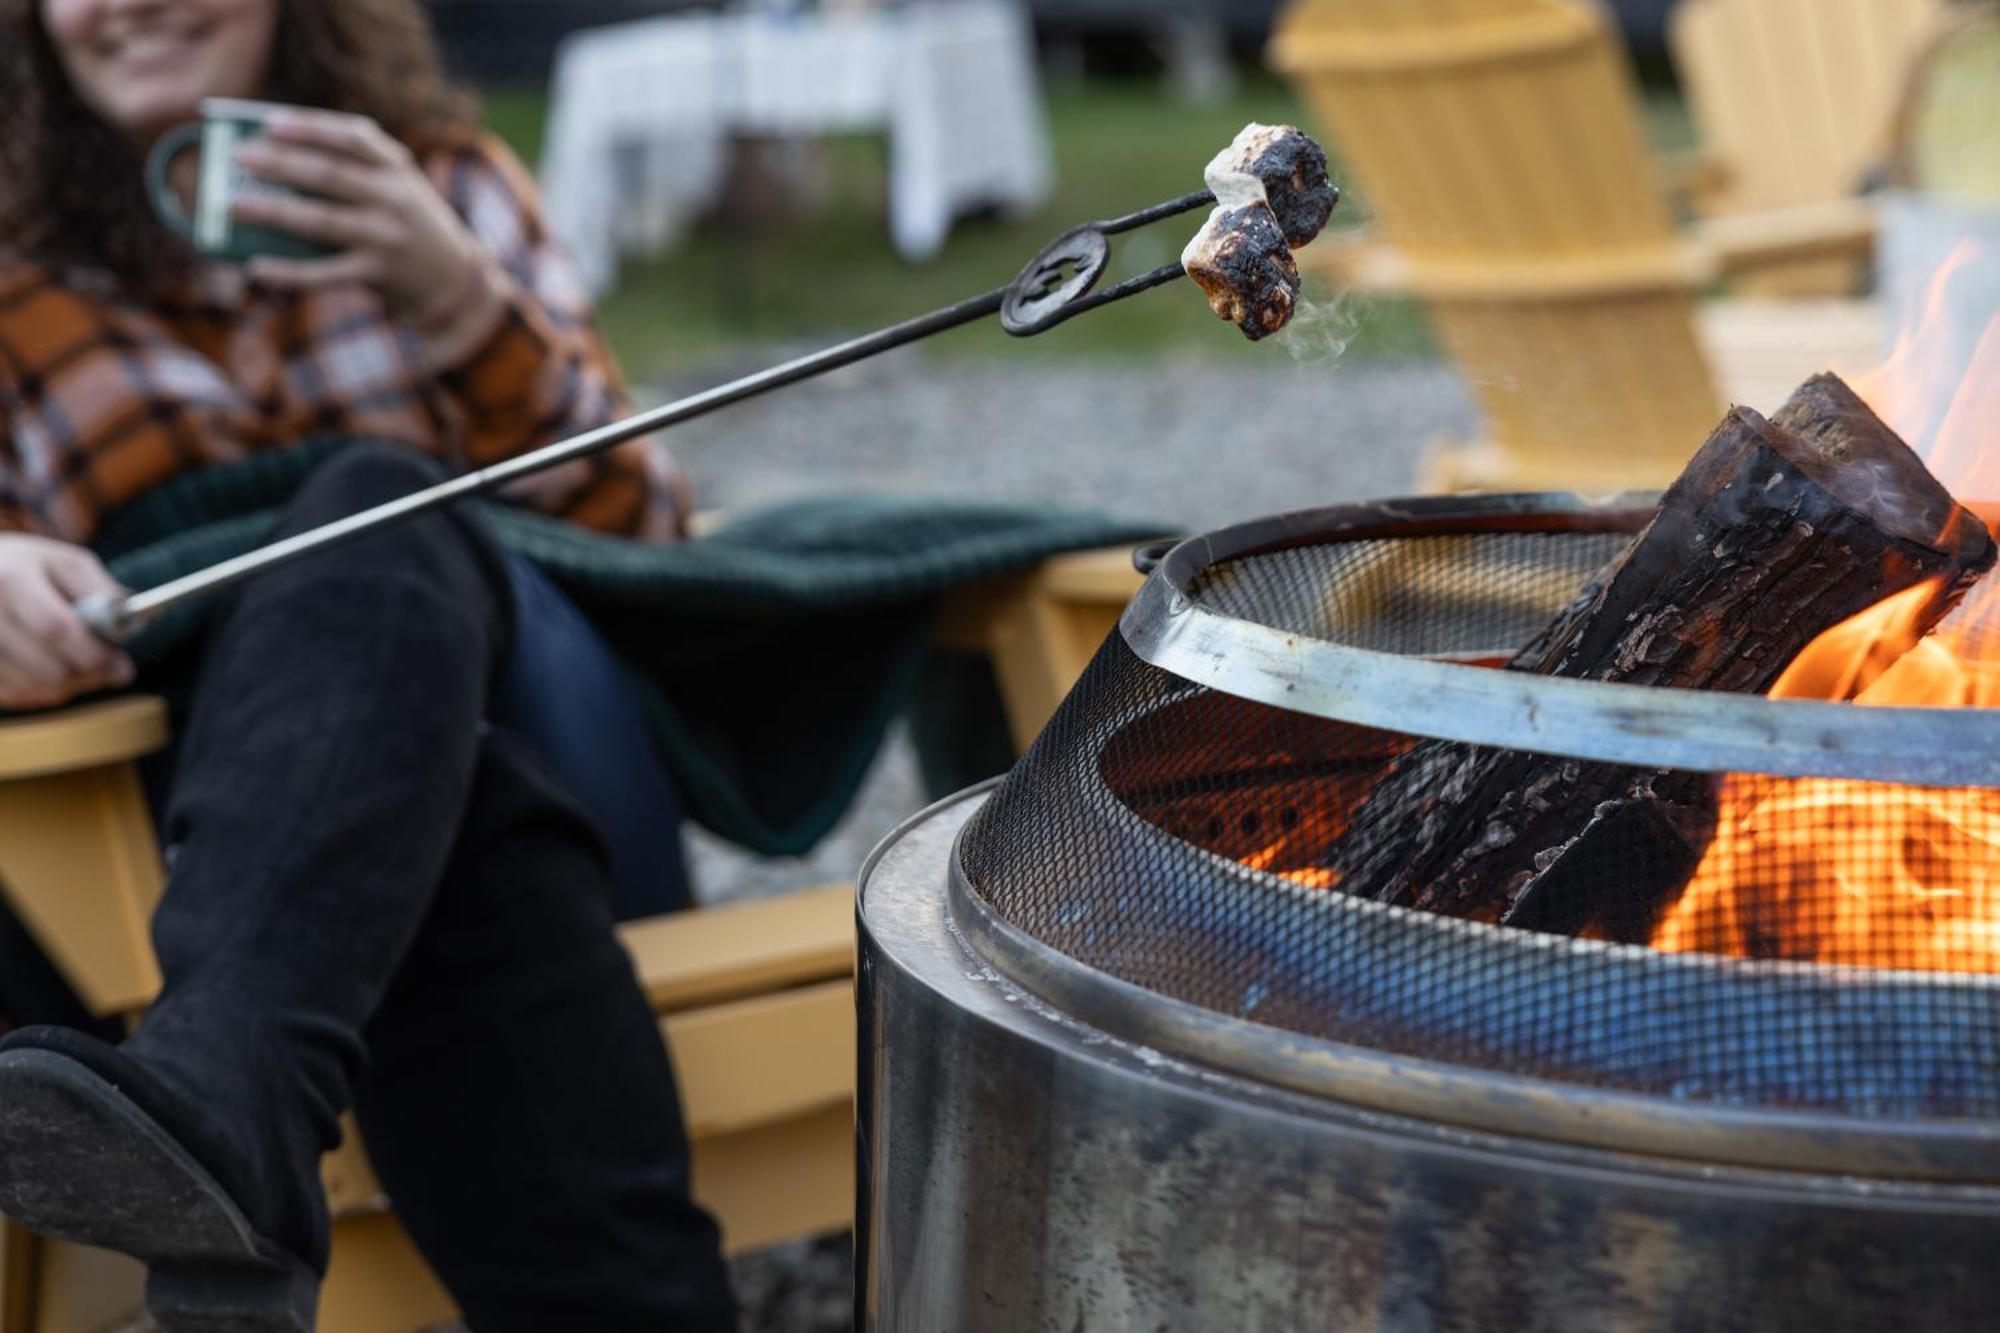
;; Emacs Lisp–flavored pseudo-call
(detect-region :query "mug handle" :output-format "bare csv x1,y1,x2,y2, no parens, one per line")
145,122,205,243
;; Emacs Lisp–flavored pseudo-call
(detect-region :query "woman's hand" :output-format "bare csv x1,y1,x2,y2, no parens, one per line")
231,110,504,346
0,534,134,710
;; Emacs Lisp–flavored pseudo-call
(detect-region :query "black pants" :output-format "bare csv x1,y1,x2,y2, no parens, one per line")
135,444,735,1329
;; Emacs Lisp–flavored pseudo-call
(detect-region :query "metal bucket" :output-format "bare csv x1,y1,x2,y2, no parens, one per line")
857,786,2000,1332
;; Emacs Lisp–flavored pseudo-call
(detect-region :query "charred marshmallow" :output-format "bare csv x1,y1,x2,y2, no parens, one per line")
1183,124,1337,342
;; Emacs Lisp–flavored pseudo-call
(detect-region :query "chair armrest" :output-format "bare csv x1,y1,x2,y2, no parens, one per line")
663,980,853,1140
618,883,854,1015
1031,547,1152,602
1694,198,1879,278
0,697,170,782
1299,230,1717,301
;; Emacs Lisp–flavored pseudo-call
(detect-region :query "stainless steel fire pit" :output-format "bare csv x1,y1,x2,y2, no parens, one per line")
856,495,2000,1332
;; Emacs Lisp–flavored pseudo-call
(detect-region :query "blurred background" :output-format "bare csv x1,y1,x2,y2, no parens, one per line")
434,0,1687,381
411,0,2000,527
412,3,1995,1328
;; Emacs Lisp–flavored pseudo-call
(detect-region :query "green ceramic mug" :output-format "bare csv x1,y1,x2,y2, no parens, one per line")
145,97,334,263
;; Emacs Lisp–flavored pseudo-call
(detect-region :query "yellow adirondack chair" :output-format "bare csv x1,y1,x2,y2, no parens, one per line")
0,694,857,1333
0,548,1143,1333
1271,0,1727,493
1672,0,1955,296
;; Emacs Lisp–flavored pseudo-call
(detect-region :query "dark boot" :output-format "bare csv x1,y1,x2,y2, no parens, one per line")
0,1026,322,1330
0,444,510,1331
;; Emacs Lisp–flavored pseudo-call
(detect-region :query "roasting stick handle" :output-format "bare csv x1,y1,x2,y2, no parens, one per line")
76,285,1011,642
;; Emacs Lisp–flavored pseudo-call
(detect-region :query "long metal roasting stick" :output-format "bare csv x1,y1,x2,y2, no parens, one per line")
76,190,1219,642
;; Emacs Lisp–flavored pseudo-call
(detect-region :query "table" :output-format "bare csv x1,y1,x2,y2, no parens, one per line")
539,1,1054,294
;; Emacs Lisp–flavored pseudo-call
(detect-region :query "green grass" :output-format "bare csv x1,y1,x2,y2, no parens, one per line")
481,74,1696,381
479,87,551,168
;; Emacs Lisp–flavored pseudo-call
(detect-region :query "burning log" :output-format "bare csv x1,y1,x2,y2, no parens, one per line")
1327,373,1997,940
1183,123,1338,341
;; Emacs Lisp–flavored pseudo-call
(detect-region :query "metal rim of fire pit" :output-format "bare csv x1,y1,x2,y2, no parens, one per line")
1118,493,2000,786
941,799,2000,1184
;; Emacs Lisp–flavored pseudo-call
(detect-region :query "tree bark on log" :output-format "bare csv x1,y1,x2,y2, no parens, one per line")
1328,374,1996,940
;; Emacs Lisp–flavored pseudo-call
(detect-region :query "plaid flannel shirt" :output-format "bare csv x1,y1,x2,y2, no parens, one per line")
0,132,689,545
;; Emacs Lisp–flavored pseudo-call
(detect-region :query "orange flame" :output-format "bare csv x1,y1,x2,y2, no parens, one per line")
1652,240,2000,972
1850,243,1985,462
1762,581,1946,703
1653,777,2000,973
1242,839,1340,891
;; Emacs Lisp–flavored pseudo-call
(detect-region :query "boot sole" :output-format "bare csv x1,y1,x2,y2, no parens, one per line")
0,1048,318,1333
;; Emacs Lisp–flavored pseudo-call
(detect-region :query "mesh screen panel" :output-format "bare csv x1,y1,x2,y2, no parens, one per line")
958,526,2000,1119
1187,531,1626,654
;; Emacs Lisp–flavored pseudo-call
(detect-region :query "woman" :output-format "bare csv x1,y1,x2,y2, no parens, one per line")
0,1,735,1329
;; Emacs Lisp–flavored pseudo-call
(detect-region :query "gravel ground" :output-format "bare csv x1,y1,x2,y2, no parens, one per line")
659,351,1463,536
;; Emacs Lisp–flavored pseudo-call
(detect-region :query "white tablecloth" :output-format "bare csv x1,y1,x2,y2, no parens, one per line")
539,2,1053,294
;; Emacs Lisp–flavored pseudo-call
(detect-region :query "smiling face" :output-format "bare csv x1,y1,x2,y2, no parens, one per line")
40,0,279,145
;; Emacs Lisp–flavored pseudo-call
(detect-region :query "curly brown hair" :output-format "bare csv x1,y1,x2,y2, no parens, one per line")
0,0,479,293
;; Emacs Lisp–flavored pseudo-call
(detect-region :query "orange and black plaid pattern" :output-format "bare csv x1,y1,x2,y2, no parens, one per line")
0,133,689,545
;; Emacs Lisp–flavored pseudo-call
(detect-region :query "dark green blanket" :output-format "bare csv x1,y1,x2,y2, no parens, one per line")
91,443,1165,856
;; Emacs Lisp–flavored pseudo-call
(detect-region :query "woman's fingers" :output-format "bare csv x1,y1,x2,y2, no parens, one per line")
43,550,137,673
0,606,71,687
0,540,134,709
231,187,387,249
246,251,380,291
0,659,130,710
238,108,488,328
262,108,411,169
42,544,125,606
7,575,129,681
0,604,115,710
0,675,70,711
234,138,379,204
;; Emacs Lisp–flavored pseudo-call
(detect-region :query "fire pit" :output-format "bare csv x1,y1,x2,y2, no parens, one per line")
856,492,2000,1332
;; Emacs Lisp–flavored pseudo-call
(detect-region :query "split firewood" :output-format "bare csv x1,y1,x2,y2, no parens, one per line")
1183,123,1338,341
1325,374,1996,940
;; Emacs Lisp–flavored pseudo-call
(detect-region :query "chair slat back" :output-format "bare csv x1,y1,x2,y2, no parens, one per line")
1671,0,1951,216
1276,0,1677,255
1272,0,1723,488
